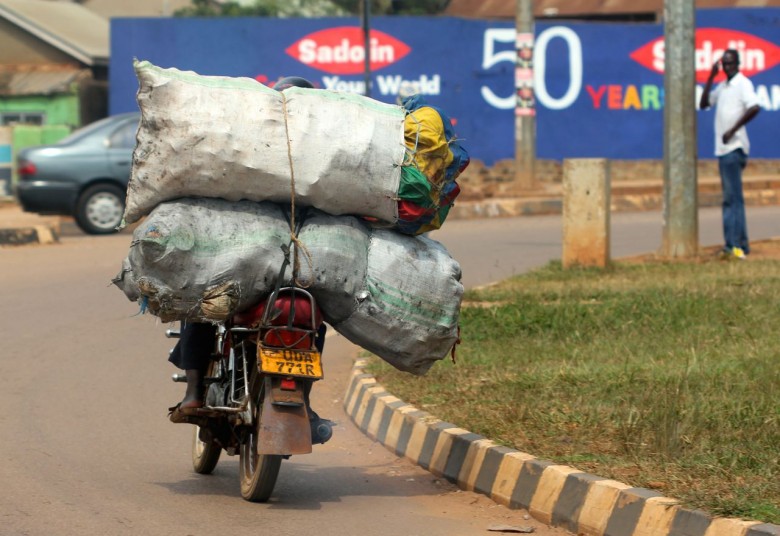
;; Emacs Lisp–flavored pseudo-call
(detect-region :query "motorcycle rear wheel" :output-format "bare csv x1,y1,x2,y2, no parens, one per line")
239,408,282,502
192,425,221,474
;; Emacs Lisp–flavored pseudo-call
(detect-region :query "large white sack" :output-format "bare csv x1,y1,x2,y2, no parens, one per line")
114,201,372,323
124,60,405,225
292,213,463,374
332,230,463,375
113,198,291,322
291,209,372,325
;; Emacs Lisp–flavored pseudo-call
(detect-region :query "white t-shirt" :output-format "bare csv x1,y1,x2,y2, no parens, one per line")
708,72,760,156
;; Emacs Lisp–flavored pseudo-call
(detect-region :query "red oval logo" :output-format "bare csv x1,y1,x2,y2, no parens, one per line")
286,27,411,75
630,28,780,82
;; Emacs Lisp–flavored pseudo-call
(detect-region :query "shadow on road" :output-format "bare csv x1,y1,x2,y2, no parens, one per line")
153,457,454,507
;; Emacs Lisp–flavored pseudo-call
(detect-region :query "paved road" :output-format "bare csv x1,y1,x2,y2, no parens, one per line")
1,207,778,535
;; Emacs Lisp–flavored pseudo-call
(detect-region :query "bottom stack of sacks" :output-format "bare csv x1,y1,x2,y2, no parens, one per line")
114,198,463,375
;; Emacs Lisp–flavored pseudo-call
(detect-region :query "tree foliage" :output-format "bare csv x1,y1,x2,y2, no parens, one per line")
174,0,449,17
175,0,272,16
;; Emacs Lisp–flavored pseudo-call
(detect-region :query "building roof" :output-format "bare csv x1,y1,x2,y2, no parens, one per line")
67,0,194,18
0,67,90,96
0,0,109,66
444,0,780,19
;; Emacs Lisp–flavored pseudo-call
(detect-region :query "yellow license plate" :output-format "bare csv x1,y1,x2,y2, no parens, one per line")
258,347,323,379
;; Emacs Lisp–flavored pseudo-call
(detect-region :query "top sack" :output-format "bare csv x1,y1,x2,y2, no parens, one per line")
123,61,406,225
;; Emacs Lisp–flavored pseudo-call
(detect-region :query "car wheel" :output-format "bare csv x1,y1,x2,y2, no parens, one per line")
75,184,125,235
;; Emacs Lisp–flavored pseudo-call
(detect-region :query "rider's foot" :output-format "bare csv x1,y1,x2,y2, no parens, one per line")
179,368,205,410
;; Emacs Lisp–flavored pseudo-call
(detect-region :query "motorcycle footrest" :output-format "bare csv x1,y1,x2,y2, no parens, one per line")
191,407,225,419
171,374,219,383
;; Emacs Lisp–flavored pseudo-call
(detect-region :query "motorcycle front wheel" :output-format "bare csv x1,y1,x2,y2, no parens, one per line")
191,360,221,474
239,393,282,502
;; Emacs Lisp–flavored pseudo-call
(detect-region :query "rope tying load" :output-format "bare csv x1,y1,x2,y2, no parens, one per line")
280,91,313,287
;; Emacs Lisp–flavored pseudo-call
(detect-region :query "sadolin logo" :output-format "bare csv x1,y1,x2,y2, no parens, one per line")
286,27,411,75
630,28,780,83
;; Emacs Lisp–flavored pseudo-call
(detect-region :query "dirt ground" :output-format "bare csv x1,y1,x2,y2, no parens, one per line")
625,238,780,264
736,239,780,260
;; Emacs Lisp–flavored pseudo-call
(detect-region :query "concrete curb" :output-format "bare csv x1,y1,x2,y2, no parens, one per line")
343,358,780,536
0,198,60,246
0,224,58,246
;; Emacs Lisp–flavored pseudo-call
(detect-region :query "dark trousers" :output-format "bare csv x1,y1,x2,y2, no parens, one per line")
168,322,217,371
718,148,749,254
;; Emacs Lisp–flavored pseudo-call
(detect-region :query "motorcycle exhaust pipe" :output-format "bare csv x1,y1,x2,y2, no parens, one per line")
311,418,333,444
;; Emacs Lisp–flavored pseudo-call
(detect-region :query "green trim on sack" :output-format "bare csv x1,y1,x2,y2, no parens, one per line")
134,60,278,95
366,276,459,327
300,231,369,253
133,60,402,117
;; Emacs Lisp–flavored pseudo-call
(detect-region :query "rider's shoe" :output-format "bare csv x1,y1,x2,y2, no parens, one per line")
168,369,205,423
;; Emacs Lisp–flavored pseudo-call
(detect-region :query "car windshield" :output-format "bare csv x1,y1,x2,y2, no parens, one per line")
56,114,137,146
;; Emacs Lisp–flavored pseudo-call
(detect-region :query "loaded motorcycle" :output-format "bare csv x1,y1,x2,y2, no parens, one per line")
166,285,333,502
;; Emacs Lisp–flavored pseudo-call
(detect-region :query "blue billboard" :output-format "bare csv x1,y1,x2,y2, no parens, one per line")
110,10,780,165
534,9,780,161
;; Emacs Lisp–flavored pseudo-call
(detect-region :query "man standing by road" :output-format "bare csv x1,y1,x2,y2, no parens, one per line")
699,49,761,260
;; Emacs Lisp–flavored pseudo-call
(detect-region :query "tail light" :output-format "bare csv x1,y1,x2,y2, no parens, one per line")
280,378,297,391
17,160,36,178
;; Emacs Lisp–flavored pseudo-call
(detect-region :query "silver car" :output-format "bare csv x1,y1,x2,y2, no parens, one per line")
14,112,139,235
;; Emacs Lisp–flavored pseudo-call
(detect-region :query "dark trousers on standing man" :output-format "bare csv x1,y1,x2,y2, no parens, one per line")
718,148,749,254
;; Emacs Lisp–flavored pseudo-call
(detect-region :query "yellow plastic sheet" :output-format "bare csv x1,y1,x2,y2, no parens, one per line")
404,106,454,187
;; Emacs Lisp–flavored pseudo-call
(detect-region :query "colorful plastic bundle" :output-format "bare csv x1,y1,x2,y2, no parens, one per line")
397,95,470,235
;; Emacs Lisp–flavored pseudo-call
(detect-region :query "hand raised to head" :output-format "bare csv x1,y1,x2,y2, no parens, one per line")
710,60,721,78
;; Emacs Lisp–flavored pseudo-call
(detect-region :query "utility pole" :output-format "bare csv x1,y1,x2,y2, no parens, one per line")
661,0,698,257
515,0,537,190
361,0,371,97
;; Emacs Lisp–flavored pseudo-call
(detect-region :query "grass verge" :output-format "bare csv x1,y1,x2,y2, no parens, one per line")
368,255,780,524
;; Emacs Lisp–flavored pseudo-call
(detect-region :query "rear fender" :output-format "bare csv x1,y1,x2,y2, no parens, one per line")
257,377,312,455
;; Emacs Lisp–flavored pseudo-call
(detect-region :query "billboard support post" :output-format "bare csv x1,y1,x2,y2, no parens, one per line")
515,0,538,190
361,0,371,97
662,0,698,257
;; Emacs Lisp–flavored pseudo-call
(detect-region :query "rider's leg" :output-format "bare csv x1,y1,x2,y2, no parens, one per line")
180,368,205,409
306,324,333,444
304,323,327,409
169,322,217,409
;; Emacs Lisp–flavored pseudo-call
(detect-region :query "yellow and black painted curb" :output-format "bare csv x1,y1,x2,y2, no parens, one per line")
0,225,58,246
344,358,780,536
